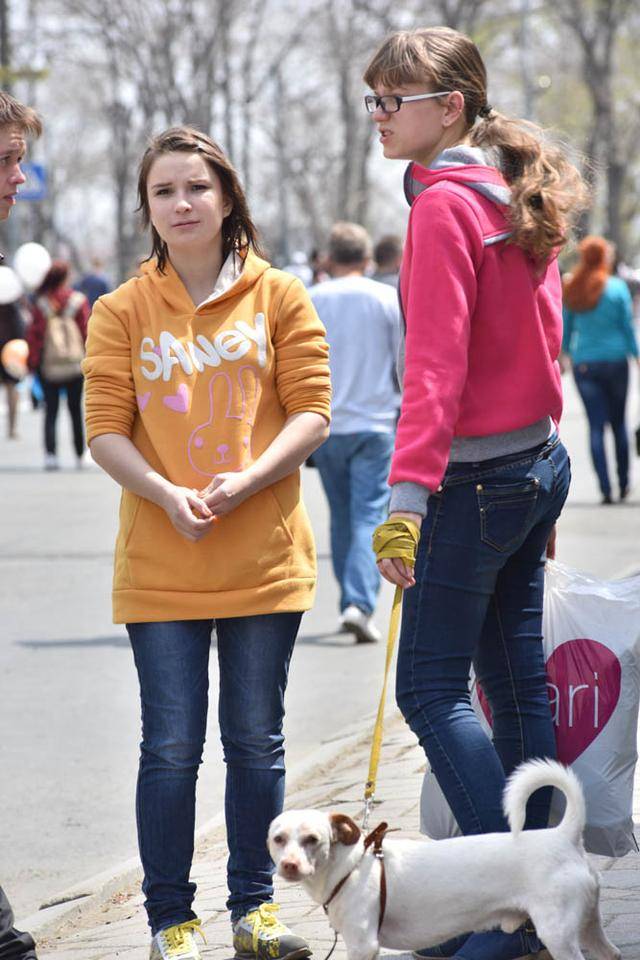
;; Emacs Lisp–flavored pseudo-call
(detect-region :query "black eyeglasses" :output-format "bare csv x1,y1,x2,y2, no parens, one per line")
364,91,452,114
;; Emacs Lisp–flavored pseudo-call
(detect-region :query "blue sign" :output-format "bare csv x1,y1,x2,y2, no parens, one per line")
18,162,47,201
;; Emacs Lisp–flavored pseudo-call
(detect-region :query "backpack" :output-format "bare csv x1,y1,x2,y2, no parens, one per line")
39,291,86,382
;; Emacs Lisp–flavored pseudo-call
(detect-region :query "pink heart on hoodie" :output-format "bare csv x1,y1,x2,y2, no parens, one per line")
137,392,151,412
163,383,189,414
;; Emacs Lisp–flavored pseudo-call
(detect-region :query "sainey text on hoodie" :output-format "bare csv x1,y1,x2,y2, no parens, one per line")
390,148,563,515
83,251,331,623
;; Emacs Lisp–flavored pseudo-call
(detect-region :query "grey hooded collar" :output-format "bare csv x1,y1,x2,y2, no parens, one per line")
404,145,512,207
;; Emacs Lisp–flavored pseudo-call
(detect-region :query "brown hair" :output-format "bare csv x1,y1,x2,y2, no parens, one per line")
37,260,69,295
328,221,372,265
137,126,264,273
563,236,611,312
363,28,589,262
374,234,403,268
0,91,42,138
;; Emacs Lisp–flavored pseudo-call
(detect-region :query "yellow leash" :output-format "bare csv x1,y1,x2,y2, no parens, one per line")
364,518,421,829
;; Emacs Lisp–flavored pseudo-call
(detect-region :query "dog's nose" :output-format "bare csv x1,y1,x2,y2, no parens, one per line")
280,859,300,877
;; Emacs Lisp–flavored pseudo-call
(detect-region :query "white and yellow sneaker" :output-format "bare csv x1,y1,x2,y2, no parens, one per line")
233,903,311,960
150,919,206,959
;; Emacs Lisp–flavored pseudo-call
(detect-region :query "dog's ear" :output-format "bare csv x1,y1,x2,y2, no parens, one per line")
330,813,361,845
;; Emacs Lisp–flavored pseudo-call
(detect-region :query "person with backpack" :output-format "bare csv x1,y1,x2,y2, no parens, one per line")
27,260,89,470
364,27,588,960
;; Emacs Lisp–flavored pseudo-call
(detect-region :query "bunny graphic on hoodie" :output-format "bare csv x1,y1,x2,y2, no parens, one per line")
83,250,331,624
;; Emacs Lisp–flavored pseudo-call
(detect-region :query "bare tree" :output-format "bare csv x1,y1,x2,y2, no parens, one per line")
554,0,635,251
18,0,640,271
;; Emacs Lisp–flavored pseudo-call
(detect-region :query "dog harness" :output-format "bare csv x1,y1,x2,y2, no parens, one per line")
323,822,389,932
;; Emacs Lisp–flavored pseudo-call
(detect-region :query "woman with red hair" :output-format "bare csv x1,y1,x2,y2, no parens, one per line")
562,237,639,503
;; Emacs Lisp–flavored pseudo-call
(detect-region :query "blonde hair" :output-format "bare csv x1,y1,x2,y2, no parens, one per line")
0,90,42,138
363,28,589,261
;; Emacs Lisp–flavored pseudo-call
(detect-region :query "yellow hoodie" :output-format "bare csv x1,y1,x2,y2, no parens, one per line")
83,251,331,624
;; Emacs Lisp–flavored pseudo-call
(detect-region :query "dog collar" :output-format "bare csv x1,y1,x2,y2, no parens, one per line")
323,821,389,931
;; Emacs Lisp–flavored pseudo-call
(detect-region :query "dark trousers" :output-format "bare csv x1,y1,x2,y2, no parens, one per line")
0,887,37,959
41,375,84,457
573,359,630,497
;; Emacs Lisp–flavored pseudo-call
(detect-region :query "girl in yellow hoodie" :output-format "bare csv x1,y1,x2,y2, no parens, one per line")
83,127,331,960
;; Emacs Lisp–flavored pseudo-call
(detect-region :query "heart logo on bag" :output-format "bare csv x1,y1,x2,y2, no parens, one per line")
477,638,621,765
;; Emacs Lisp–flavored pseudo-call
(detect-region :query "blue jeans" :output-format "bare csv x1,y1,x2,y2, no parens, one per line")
314,431,394,614
573,359,629,497
397,437,570,836
127,612,302,934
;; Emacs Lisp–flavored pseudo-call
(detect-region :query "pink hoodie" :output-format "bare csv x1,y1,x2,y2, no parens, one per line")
390,155,563,501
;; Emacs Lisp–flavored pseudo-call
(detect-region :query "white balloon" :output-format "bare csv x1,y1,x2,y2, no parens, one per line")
13,242,52,291
0,265,23,304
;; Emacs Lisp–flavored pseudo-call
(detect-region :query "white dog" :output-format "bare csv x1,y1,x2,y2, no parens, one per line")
268,759,620,960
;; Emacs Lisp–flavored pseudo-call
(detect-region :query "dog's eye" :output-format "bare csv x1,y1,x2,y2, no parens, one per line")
272,834,287,845
302,835,319,846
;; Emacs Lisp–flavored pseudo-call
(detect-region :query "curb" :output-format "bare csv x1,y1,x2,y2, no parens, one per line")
22,707,400,942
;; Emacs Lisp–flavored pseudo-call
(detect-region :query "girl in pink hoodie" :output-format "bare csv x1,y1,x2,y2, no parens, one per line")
365,27,588,960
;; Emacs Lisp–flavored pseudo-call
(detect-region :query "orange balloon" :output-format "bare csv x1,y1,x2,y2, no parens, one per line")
1,338,28,380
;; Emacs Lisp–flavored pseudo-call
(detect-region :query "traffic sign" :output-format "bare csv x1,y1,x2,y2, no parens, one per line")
18,162,47,201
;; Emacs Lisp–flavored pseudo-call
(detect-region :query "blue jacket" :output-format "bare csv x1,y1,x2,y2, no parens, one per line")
563,276,638,363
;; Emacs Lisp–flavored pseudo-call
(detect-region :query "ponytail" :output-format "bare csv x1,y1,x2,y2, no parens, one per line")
469,112,589,262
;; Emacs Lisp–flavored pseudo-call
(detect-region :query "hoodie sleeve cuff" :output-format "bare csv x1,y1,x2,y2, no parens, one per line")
389,482,430,517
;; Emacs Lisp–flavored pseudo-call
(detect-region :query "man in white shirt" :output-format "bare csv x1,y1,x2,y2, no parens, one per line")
310,222,400,642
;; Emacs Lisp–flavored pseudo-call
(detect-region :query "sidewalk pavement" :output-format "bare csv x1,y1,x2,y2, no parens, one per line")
34,712,640,960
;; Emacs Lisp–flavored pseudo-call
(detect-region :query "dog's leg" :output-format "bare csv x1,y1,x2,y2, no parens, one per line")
532,926,586,960
581,902,621,960
341,921,379,960
532,908,587,960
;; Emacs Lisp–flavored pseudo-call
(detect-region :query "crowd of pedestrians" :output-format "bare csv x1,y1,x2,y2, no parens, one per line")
1,18,640,960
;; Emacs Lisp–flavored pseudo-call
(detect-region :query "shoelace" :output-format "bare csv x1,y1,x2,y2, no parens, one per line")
160,919,206,956
247,903,285,951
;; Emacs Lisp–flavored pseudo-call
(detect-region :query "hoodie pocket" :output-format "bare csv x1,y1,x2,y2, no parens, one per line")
122,484,300,595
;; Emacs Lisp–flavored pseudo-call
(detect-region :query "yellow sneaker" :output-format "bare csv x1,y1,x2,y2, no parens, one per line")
150,919,206,959
233,903,311,960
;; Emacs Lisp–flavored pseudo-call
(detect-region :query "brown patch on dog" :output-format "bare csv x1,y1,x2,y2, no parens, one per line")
330,813,361,845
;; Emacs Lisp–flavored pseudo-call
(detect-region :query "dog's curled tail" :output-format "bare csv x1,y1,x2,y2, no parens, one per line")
503,758,585,845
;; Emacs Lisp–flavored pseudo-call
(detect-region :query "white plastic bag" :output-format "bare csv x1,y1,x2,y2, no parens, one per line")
420,561,640,857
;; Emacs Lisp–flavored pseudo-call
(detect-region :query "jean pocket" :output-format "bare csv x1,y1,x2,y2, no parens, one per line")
476,478,540,552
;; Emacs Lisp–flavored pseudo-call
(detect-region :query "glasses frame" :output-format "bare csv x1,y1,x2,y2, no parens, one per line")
364,91,453,114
